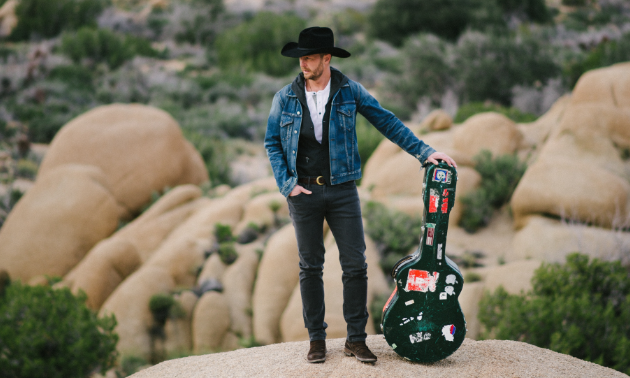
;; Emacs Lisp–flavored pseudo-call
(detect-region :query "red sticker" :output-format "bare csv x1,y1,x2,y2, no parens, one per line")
383,286,398,313
406,269,439,292
441,197,449,213
429,189,439,213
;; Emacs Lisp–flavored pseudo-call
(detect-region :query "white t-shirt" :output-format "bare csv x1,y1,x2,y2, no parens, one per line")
305,79,331,144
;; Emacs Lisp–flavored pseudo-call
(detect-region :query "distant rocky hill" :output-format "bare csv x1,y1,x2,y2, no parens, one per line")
128,335,628,378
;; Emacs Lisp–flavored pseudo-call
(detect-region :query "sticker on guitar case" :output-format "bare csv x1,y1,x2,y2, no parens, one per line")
437,244,443,259
405,269,439,292
439,292,447,300
429,189,439,213
426,224,435,245
409,332,431,344
441,189,449,213
433,168,451,183
446,274,457,285
442,325,456,341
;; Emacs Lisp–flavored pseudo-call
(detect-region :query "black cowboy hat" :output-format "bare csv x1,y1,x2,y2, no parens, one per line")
281,27,351,58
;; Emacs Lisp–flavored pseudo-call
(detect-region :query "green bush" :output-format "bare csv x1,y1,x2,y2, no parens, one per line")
47,64,95,92
363,201,423,274
479,253,630,375
368,0,550,46
15,159,38,179
454,102,538,123
214,223,234,243
218,242,238,265
148,293,176,331
455,32,560,106
459,150,527,232
386,34,454,108
183,130,231,187
562,32,630,89
215,12,305,77
10,0,110,41
0,282,118,378
60,27,159,70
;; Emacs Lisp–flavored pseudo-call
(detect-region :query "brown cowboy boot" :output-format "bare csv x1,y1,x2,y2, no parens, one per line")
344,339,377,363
307,340,327,363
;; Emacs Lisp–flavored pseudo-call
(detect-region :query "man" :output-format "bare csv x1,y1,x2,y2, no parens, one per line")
264,27,456,363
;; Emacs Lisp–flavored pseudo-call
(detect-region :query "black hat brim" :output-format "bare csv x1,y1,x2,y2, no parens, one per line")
281,42,351,58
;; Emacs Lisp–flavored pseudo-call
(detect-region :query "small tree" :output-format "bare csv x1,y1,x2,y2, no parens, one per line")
0,282,118,378
479,253,630,375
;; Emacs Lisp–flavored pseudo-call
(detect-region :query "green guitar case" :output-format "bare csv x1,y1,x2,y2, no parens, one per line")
381,161,466,363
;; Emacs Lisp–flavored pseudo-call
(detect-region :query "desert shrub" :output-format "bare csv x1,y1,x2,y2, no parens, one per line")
464,272,482,282
183,131,231,187
562,32,630,89
385,34,454,109
148,294,176,332
455,32,559,106
363,201,423,274
368,0,550,46
459,150,526,232
47,65,95,92
215,12,305,77
214,223,233,243
454,102,537,123
0,282,118,378
10,0,110,41
60,27,158,69
174,0,225,45
15,159,38,179
218,242,238,265
478,253,630,375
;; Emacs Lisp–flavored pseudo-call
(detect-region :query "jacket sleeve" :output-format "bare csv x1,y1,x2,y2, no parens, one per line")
264,91,296,197
354,82,436,164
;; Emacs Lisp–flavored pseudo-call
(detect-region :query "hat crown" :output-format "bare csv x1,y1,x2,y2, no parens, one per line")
298,27,334,50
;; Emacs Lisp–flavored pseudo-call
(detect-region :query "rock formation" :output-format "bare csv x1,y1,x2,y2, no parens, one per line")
128,335,627,378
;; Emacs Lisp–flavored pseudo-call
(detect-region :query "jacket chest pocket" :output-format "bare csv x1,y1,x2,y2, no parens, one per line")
336,105,356,131
280,115,294,141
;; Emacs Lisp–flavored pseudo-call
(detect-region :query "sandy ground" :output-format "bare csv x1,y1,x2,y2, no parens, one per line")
129,335,628,378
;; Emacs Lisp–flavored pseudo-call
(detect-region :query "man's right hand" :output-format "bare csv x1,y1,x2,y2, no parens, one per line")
289,184,313,197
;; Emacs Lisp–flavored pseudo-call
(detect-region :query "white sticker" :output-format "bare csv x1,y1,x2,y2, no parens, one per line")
409,332,423,344
439,292,447,300
445,286,455,296
437,244,443,259
424,333,431,340
405,299,414,306
446,274,457,285
442,325,456,341
392,343,397,349
417,312,423,321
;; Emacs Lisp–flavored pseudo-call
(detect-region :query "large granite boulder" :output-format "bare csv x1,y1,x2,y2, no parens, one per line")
38,104,208,213
0,164,124,282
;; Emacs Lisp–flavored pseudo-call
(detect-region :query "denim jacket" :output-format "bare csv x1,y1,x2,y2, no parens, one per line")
265,67,436,197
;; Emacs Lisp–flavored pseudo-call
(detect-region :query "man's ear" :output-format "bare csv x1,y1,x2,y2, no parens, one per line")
324,54,332,64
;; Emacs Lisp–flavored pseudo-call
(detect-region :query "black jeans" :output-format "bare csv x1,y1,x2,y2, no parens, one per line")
287,180,368,342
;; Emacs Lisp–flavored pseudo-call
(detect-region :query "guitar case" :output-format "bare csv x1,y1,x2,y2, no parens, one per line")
381,161,466,363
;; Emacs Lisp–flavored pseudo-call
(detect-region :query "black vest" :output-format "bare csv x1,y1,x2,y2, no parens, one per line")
291,70,344,185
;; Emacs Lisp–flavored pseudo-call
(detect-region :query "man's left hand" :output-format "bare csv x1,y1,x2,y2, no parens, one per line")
426,152,457,168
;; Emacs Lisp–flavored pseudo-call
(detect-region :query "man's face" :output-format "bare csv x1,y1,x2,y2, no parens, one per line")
299,53,329,81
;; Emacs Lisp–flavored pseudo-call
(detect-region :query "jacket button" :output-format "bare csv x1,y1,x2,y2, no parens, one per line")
293,150,295,154
297,111,301,115
294,130,297,133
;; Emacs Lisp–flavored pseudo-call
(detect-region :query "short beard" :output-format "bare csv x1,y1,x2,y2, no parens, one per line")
304,58,324,81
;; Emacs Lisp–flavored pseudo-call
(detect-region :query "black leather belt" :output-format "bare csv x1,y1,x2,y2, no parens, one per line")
298,176,326,185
